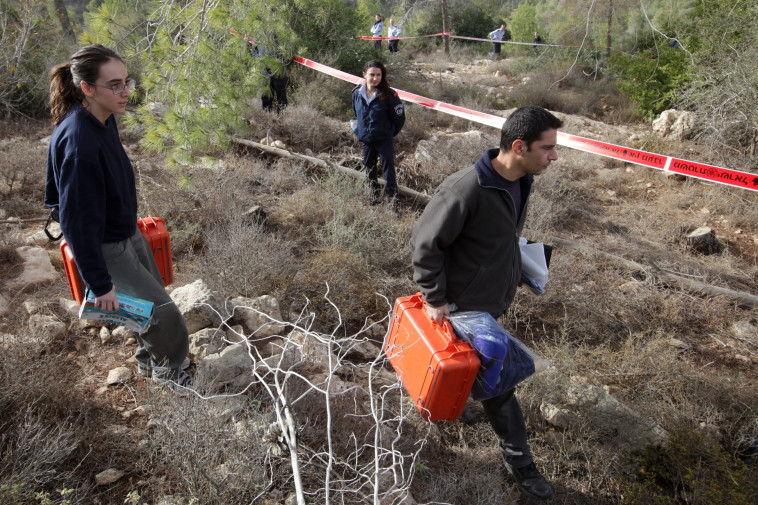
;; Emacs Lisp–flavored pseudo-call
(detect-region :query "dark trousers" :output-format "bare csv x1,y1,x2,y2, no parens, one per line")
262,76,289,113
362,139,397,201
492,42,501,54
374,40,382,50
481,387,533,468
102,231,189,372
388,40,399,53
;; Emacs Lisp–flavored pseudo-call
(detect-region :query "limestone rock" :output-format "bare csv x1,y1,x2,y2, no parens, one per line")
107,367,133,385
227,295,286,339
28,315,66,344
9,246,58,289
562,383,668,450
95,468,125,486
652,109,695,140
0,294,9,317
170,279,223,333
189,328,227,360
200,343,256,391
100,326,112,345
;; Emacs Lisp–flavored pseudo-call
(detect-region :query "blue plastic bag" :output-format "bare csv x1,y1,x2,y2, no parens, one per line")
448,311,543,401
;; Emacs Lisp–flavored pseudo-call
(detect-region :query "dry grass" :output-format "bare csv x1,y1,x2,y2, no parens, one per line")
2,47,758,504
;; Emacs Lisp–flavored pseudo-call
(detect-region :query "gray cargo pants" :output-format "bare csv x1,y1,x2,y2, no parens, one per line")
101,230,188,372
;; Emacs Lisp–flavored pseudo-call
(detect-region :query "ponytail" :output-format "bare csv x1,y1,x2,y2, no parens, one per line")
49,63,83,125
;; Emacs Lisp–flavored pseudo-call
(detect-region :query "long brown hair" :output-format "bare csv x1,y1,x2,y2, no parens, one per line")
49,44,124,125
363,60,391,100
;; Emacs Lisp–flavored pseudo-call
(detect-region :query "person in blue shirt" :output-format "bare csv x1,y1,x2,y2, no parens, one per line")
371,14,384,50
489,24,506,57
44,45,191,389
351,60,405,210
388,18,402,53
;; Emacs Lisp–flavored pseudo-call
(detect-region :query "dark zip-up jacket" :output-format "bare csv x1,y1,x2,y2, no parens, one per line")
352,85,405,143
45,103,138,296
411,149,533,317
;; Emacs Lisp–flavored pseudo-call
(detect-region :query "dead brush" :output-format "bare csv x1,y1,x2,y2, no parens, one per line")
271,104,348,153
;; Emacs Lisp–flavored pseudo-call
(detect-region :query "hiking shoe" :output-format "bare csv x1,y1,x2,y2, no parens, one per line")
152,369,195,391
138,357,191,377
504,461,555,501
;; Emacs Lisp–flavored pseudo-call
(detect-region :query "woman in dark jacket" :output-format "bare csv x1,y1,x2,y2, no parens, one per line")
44,45,191,389
351,60,405,208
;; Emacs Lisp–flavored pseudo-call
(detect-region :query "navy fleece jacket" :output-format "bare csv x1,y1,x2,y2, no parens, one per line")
352,85,405,143
45,104,137,296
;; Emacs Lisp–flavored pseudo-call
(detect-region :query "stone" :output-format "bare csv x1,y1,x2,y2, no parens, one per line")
562,383,668,450
170,279,223,333
9,246,58,289
107,367,133,385
652,109,695,140
28,315,66,344
95,468,125,486
731,321,758,340
112,326,136,341
59,297,80,318
669,338,691,350
100,326,112,345
227,295,286,339
189,328,226,360
0,293,11,317
200,343,256,391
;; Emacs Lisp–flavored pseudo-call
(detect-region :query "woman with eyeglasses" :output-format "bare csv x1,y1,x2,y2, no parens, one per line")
45,45,191,389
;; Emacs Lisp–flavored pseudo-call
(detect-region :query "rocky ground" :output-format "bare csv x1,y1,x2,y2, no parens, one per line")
2,56,757,504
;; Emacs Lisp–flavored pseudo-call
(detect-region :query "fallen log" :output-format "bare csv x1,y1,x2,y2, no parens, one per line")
231,137,431,205
551,237,758,308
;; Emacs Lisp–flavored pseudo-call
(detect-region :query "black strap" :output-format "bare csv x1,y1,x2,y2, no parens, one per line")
44,210,63,241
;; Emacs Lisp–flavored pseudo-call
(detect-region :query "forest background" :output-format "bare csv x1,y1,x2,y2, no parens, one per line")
1,0,758,505
2,0,757,164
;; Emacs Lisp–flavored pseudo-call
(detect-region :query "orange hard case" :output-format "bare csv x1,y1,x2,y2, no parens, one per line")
384,293,480,421
60,216,174,305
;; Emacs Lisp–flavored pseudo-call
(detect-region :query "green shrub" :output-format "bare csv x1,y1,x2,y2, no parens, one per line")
609,46,690,121
621,427,758,505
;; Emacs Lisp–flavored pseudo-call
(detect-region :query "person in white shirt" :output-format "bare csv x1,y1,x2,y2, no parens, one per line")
388,18,402,53
489,24,506,57
371,14,384,50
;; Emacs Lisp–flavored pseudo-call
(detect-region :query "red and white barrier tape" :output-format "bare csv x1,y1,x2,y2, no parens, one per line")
358,31,450,41
293,55,758,193
449,34,568,48
228,28,254,45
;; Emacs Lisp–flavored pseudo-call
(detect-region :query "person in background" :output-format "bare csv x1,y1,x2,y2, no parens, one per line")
371,14,384,50
388,18,402,53
534,31,543,47
489,24,506,58
410,105,563,501
351,60,405,211
45,44,191,389
252,41,289,114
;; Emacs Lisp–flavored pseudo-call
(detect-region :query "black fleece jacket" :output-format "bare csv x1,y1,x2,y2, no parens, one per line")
410,149,533,317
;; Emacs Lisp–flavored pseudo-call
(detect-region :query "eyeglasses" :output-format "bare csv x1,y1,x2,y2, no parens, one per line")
88,78,136,95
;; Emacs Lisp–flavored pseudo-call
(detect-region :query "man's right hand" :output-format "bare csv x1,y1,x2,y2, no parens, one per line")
426,303,450,324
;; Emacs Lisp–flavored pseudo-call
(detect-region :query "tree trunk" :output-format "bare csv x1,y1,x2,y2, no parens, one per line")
685,227,722,255
53,0,75,40
606,0,613,57
231,138,431,204
441,0,450,56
